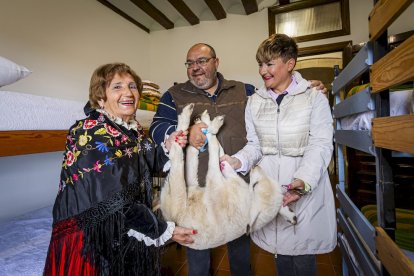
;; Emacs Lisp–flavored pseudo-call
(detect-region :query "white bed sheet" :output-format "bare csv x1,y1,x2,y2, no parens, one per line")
340,89,413,130
0,205,52,276
0,91,155,131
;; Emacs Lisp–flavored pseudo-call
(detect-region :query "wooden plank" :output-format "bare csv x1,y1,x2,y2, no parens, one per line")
375,226,414,276
372,115,414,154
0,129,150,157
369,0,413,41
0,130,67,157
130,0,174,29
167,0,199,25
204,0,226,20
371,35,414,93
96,0,150,33
241,0,258,15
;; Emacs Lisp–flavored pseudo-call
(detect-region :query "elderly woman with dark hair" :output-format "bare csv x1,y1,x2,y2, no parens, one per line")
44,63,195,276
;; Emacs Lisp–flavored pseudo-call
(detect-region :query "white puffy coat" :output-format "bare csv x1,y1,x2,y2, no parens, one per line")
249,71,337,255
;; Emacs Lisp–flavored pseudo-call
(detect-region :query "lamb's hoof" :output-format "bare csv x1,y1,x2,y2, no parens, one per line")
246,224,250,234
290,216,297,225
183,103,195,115
200,110,211,126
209,115,224,134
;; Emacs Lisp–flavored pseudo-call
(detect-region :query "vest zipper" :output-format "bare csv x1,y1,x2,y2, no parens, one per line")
277,106,281,158
276,104,280,255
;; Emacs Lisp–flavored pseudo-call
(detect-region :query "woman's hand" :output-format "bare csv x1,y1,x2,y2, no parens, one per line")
165,130,188,151
188,123,208,149
219,154,242,170
283,179,306,206
172,226,197,245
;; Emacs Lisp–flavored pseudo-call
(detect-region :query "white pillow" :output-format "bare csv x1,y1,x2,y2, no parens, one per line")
0,56,31,87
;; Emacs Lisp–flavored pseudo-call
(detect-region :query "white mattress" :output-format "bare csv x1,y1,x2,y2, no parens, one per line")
0,91,155,131
340,89,414,131
0,205,52,276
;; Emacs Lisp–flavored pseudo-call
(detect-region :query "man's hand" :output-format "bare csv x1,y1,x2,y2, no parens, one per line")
309,80,328,96
219,154,242,170
188,123,208,149
172,226,196,245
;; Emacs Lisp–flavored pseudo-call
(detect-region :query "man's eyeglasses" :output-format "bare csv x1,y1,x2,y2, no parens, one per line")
184,57,215,69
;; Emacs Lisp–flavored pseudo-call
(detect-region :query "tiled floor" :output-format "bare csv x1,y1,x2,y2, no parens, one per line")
160,241,343,276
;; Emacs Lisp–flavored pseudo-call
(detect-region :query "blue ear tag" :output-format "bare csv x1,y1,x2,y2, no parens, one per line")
199,128,209,152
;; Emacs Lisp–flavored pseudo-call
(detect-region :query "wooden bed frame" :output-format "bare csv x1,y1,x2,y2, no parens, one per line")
333,0,414,275
0,130,67,157
0,129,149,157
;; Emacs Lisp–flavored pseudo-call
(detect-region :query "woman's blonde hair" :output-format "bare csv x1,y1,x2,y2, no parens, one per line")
256,34,298,64
89,63,142,109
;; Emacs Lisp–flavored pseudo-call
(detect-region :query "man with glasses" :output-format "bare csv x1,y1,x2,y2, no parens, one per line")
150,43,325,275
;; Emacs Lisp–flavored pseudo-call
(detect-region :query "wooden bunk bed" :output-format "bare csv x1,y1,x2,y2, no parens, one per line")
332,0,414,275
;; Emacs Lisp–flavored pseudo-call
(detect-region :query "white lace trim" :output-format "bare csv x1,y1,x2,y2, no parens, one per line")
96,108,138,131
127,221,175,247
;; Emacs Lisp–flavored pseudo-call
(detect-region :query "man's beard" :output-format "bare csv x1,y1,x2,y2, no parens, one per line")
190,72,217,90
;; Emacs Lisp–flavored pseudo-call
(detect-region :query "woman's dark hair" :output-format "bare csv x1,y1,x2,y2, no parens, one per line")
256,34,298,64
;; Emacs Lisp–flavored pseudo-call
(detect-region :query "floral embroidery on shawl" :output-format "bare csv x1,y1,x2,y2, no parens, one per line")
60,113,144,189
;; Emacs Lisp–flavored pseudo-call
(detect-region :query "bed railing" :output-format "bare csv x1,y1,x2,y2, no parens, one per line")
0,130,67,157
334,0,414,274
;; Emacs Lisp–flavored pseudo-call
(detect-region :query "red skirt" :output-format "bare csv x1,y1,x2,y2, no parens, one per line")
44,218,97,276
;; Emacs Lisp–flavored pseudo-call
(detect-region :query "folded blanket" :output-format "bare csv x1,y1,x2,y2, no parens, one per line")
361,205,414,251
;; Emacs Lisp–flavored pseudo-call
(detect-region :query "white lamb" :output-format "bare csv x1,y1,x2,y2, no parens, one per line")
160,103,296,250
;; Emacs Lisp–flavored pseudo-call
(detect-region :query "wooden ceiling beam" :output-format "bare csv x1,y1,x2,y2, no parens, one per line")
168,0,200,25
204,0,226,20
241,0,258,15
97,0,150,33
130,0,174,30
279,0,291,5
